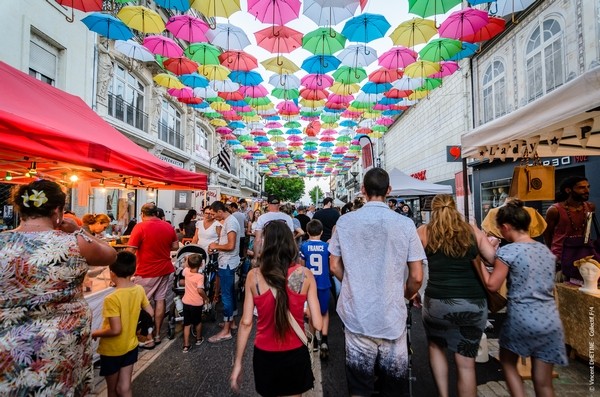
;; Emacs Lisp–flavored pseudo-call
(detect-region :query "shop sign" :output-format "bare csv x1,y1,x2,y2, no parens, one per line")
411,170,427,180
157,154,184,168
541,157,571,167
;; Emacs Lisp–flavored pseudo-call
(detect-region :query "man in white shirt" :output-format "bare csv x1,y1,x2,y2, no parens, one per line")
329,168,425,396
253,194,294,259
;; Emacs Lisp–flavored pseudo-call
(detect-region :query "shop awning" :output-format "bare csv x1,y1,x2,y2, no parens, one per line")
388,168,453,196
0,61,207,190
461,67,600,160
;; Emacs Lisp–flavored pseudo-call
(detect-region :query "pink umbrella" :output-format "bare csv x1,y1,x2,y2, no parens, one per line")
277,100,300,113
265,121,283,128
301,74,334,89
372,104,389,111
232,105,252,112
438,8,489,41
216,127,233,134
167,86,194,98
321,129,337,135
329,94,354,104
238,85,265,98
378,47,418,69
248,0,301,25
376,117,394,126
428,61,459,78
143,35,183,58
324,101,348,110
165,15,209,43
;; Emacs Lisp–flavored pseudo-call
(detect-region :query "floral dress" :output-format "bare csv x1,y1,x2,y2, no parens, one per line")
0,230,93,396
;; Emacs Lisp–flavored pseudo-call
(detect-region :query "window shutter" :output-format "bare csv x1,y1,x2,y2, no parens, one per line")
30,40,57,80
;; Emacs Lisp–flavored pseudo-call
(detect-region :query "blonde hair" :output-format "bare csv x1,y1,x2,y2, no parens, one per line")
82,213,111,226
574,256,600,269
426,194,473,258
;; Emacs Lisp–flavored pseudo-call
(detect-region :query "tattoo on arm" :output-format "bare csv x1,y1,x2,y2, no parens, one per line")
288,270,304,293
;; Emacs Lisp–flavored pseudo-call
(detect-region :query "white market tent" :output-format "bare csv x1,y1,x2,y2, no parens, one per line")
461,66,600,160
388,168,453,196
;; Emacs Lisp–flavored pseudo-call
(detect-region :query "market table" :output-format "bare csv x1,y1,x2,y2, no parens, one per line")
555,282,600,365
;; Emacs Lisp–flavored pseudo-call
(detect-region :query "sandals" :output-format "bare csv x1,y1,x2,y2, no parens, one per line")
196,337,204,346
138,340,155,350
208,334,232,343
182,345,190,353
153,336,162,345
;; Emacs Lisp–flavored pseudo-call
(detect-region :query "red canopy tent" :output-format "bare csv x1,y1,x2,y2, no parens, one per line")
0,61,207,190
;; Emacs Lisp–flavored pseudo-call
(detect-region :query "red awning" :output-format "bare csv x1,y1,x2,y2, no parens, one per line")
0,61,207,190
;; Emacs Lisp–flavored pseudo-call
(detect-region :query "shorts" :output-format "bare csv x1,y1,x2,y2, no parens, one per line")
317,288,330,315
99,347,138,376
183,303,203,326
253,345,314,397
134,274,172,301
344,328,408,397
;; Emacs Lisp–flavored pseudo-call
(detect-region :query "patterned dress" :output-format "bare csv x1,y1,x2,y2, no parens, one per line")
0,230,93,396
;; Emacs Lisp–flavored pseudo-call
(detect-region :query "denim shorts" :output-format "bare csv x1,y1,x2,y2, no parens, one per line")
99,347,138,376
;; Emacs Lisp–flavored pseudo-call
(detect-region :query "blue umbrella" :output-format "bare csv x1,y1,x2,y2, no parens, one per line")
179,73,209,88
226,100,249,107
341,13,391,43
229,121,246,129
468,0,495,4
301,55,341,74
81,13,133,40
340,120,357,127
229,70,263,86
362,82,392,94
382,109,402,116
447,42,480,61
155,0,190,12
378,97,400,105
323,107,343,113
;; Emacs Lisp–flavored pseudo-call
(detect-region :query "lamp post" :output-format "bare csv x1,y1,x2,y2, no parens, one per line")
258,171,265,198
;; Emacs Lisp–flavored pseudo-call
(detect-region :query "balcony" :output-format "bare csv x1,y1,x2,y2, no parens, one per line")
241,178,259,191
108,93,148,132
158,121,184,150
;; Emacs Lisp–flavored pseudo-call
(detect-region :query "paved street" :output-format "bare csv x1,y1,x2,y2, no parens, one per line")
89,299,595,397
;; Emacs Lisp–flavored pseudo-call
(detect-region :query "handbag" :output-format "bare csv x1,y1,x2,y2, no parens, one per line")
472,256,507,313
560,212,600,281
268,285,313,348
508,150,555,201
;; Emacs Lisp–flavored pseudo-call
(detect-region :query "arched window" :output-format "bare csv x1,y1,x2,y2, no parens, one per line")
482,60,506,123
108,64,147,130
159,100,183,149
525,18,564,102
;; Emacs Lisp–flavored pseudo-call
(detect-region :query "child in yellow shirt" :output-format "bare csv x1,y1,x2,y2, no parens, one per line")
92,251,154,397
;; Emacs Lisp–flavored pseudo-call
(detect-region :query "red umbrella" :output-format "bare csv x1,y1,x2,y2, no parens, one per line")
247,0,301,25
462,16,506,43
368,67,402,83
438,8,489,41
178,97,203,104
56,0,102,12
385,88,412,98
165,15,209,43
300,88,329,101
254,25,303,54
218,91,245,101
163,57,199,75
219,50,258,72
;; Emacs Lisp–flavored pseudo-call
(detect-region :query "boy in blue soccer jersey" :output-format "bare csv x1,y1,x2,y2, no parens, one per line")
299,219,331,360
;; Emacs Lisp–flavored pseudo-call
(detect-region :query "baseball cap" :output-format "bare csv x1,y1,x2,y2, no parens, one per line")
267,194,280,204
297,205,307,211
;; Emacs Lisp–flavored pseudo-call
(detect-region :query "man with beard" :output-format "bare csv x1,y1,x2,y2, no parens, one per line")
544,176,596,283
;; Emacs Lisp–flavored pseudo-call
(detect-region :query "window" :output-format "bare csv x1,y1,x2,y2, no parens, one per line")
159,100,183,150
108,64,147,131
194,124,210,161
482,60,506,123
526,18,564,102
29,34,59,86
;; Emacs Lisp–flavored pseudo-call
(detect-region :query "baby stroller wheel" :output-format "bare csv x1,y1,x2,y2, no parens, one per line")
167,320,175,340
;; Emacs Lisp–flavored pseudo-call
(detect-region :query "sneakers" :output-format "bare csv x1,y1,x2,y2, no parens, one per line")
182,345,190,353
312,337,319,352
196,337,204,346
320,342,329,360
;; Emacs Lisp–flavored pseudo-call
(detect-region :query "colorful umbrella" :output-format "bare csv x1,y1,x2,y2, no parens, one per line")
462,16,506,43
408,0,462,18
254,26,303,54
143,35,184,58
368,67,402,83
419,38,462,62
261,56,300,74
190,0,241,19
247,0,301,25
333,66,367,84
165,15,209,43
301,55,341,74
438,8,489,40
56,0,102,12
341,13,391,43
301,74,334,89
164,57,199,75
117,5,165,34
492,0,535,21
404,60,440,78
155,0,191,12
271,88,299,99
378,47,418,69
338,44,378,68
81,13,134,40
428,60,459,78
302,27,347,55
180,73,209,88
184,43,221,65
389,17,437,48
219,50,258,72
361,82,392,95
446,41,479,61
206,23,251,51
240,84,269,97
114,39,155,62
330,81,361,94
199,64,231,80
303,0,360,26
153,73,185,89
229,70,263,86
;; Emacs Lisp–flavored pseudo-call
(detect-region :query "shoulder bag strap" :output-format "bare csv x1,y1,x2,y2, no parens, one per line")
268,285,308,347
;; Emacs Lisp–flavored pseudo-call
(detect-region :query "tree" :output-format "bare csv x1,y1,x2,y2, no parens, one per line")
309,186,324,205
264,177,305,203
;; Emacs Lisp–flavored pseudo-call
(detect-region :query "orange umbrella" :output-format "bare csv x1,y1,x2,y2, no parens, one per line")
163,57,199,75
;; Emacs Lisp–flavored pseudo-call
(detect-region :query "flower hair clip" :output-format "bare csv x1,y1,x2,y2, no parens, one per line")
21,189,48,208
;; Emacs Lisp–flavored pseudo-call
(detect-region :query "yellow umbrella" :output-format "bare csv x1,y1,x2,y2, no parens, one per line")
362,111,381,119
117,5,165,34
198,64,231,81
210,102,232,111
389,18,437,48
210,118,228,126
153,73,185,89
330,82,360,95
261,56,299,74
254,103,274,111
299,99,325,108
404,60,440,78
322,122,339,129
242,114,261,122
408,90,429,100
190,0,241,19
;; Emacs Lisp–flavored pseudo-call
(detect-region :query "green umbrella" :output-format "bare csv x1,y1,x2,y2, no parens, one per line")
372,125,388,132
284,120,301,128
302,27,347,55
321,115,339,123
272,88,299,100
419,38,462,62
332,66,367,84
268,128,284,135
246,97,271,106
351,101,375,110
408,0,462,18
184,43,221,65
417,77,443,90
204,111,222,119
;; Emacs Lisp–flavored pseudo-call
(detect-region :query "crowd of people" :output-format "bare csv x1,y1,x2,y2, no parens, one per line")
2,169,591,397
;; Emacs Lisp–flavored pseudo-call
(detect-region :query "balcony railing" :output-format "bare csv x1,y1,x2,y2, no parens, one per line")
108,93,148,132
241,178,259,191
158,121,184,150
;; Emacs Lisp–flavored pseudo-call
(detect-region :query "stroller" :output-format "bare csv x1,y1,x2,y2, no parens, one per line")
167,245,218,339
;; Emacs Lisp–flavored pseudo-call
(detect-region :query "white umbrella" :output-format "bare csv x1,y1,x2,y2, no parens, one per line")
493,0,535,18
114,39,155,62
193,86,218,99
205,23,250,50
303,0,360,26
392,76,424,90
337,44,378,68
268,73,301,90
209,78,240,92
